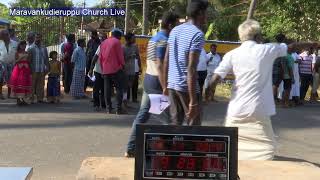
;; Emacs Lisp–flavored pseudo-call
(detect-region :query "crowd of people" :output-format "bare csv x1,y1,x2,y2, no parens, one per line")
0,28,142,111
1,0,319,161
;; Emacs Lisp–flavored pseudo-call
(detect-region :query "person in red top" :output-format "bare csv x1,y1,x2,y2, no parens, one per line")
62,34,75,94
99,28,125,114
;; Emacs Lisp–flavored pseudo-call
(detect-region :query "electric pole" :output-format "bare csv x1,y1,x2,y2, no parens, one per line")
247,0,258,20
124,0,130,34
142,0,148,35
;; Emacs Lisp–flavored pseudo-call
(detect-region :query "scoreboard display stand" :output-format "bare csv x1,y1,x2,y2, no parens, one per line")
135,125,238,180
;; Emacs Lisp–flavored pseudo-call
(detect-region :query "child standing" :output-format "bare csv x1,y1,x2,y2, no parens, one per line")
47,51,61,103
8,41,32,105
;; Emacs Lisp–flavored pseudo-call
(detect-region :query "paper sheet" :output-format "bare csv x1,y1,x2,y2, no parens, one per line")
148,94,170,115
87,74,96,82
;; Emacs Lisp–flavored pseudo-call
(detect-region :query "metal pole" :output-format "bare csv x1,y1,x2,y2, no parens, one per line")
142,0,149,35
124,0,130,34
247,0,258,20
81,0,86,37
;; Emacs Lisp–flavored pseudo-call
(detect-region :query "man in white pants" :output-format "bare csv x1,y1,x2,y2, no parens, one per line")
207,20,317,160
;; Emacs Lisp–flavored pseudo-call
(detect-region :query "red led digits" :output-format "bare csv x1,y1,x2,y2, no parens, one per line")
176,157,186,170
149,140,166,151
186,158,196,170
202,157,212,171
196,142,209,152
172,141,185,151
160,156,170,170
209,142,225,152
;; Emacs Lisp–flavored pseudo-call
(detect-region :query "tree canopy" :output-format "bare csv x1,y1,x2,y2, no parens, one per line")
1,0,319,41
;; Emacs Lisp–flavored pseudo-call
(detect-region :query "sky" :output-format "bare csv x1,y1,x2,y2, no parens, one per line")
2,0,98,7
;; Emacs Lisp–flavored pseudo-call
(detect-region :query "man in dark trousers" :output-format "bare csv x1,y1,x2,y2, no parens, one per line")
163,0,208,126
125,11,180,157
62,34,75,94
85,30,100,92
99,29,125,114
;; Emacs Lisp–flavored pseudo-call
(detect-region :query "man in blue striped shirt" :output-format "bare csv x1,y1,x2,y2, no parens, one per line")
163,0,208,125
125,11,180,157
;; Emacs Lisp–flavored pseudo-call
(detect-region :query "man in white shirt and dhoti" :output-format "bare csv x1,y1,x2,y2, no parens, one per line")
207,20,317,160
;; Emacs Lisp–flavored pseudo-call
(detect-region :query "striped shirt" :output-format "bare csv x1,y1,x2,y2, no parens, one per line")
167,22,205,92
144,30,168,94
145,30,168,76
71,46,87,71
299,52,313,74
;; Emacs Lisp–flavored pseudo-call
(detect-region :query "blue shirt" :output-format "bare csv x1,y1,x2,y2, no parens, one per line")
144,30,169,94
71,46,86,71
167,22,205,93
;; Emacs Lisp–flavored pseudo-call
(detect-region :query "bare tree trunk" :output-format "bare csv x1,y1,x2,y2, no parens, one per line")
142,0,149,35
125,0,130,34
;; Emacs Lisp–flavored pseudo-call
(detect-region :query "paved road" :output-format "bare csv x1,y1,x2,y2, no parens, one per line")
0,96,319,179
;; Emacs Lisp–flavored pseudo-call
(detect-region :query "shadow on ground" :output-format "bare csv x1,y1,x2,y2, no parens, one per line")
275,155,320,168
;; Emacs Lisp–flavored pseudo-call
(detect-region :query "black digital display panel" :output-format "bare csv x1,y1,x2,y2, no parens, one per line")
135,125,238,180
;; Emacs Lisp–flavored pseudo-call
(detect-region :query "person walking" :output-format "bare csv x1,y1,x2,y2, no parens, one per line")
88,45,106,111
197,48,208,100
207,20,317,160
125,11,180,157
70,39,87,99
28,33,49,103
8,40,32,105
163,0,208,126
99,28,125,114
204,44,221,102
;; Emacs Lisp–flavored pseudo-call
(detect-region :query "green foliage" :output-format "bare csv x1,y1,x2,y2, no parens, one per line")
257,0,320,41
0,3,10,19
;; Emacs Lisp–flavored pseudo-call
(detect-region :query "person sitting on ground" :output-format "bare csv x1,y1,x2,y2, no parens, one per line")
47,51,62,103
70,39,87,99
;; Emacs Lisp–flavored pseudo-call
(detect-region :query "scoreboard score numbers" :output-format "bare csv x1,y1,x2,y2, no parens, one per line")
135,125,238,180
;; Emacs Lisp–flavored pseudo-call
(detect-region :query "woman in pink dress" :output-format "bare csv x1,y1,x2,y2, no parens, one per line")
8,41,32,105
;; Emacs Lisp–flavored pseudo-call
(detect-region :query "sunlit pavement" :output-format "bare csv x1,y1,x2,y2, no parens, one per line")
0,95,319,179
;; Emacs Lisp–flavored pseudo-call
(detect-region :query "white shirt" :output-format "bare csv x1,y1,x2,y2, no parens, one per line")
215,41,287,119
206,52,221,73
312,53,317,64
0,40,18,64
135,58,140,73
26,42,34,51
197,49,209,71
93,46,102,74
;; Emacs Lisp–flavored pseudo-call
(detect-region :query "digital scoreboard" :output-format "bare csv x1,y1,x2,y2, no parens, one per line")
135,125,238,180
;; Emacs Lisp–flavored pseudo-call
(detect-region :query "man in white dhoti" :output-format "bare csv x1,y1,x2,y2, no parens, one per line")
212,20,287,160
206,20,318,160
